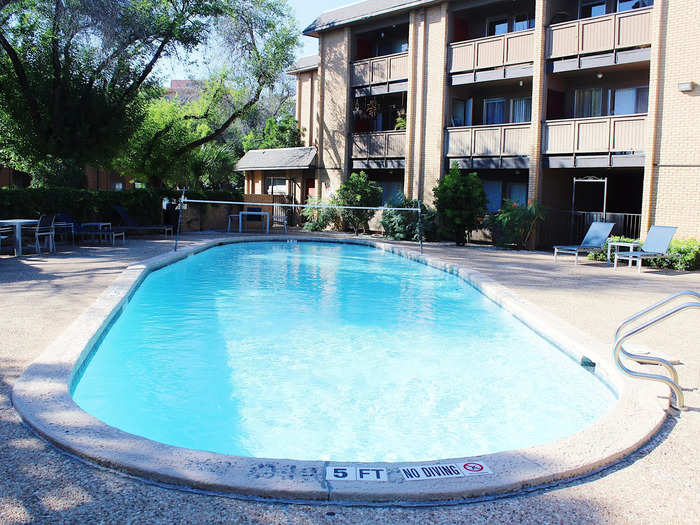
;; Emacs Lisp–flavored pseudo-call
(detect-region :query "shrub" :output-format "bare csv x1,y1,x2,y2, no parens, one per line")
380,194,438,242
484,200,547,249
588,236,700,271
301,197,340,232
334,172,383,234
433,163,486,245
0,187,241,226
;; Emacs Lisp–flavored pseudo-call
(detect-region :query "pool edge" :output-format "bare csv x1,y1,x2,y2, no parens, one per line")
11,235,671,504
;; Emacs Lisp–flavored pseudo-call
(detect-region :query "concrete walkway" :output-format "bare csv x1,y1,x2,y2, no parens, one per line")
1,234,698,524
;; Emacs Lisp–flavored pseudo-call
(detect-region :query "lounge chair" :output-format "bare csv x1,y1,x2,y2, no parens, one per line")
553,222,615,264
113,205,173,238
614,226,678,273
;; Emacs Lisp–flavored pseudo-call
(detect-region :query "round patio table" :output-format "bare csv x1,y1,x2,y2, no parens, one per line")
0,219,38,256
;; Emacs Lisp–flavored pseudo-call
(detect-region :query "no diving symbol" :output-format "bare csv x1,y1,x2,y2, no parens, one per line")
463,462,484,472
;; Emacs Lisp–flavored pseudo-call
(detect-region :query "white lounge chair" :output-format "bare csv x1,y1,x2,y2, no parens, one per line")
553,222,615,264
614,226,678,273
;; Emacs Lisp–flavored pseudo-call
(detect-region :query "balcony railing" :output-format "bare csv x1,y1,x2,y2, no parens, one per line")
542,114,647,154
448,30,534,74
350,52,409,88
352,130,406,158
445,123,531,157
546,7,652,59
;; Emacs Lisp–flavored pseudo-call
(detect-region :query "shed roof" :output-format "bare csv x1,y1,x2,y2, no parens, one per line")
303,0,435,36
288,55,320,75
235,147,317,171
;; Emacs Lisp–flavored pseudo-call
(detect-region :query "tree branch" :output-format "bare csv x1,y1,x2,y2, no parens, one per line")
0,29,42,134
119,35,172,102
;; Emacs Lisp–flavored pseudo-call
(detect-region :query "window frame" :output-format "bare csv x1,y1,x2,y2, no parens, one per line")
483,97,507,125
265,177,288,196
485,16,509,36
509,96,532,123
579,0,608,19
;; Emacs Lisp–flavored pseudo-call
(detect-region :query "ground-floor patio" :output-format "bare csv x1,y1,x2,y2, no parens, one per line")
0,233,698,524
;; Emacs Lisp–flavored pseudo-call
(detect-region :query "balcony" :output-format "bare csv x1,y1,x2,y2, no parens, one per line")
542,114,646,167
448,30,534,85
350,52,409,94
351,130,406,169
445,123,531,169
546,7,652,71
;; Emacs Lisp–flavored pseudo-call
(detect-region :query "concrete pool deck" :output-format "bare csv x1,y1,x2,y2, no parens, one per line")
1,233,699,523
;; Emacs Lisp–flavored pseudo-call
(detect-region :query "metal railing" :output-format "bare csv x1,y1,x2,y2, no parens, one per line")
546,6,653,59
539,210,642,247
445,123,531,158
448,30,534,74
612,291,699,410
351,130,406,159
350,52,409,87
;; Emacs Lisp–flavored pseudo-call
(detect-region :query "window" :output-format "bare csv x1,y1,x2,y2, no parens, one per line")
452,98,473,127
484,98,507,125
580,0,607,18
113,182,123,191
575,88,605,117
265,177,287,195
377,180,404,206
482,180,503,212
617,0,653,12
612,86,649,115
487,17,509,36
510,97,532,123
505,182,528,207
513,14,535,32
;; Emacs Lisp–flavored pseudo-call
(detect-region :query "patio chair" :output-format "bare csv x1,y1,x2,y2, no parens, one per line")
272,207,288,233
614,226,678,273
0,226,16,255
21,214,56,254
112,205,173,237
553,222,615,264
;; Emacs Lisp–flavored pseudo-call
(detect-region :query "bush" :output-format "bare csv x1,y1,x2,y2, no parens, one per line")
380,194,438,242
301,197,340,232
588,236,700,271
0,187,241,226
433,163,486,245
334,172,383,234
484,200,547,249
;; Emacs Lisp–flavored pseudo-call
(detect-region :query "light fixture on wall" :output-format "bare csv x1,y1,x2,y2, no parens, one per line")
519,80,524,87
596,73,604,79
679,81,695,93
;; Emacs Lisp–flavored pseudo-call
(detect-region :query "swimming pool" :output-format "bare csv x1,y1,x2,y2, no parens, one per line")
72,241,615,463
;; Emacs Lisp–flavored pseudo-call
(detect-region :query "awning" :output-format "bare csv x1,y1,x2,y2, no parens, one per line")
235,146,317,172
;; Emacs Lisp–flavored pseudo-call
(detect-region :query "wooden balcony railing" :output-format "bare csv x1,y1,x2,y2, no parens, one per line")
542,114,647,154
352,130,406,158
448,30,534,74
546,7,652,59
445,123,531,157
350,52,409,88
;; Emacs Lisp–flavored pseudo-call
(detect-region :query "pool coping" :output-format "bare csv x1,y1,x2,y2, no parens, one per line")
11,235,671,504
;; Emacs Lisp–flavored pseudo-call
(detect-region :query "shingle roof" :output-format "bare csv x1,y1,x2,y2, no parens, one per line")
288,55,320,75
235,147,317,171
303,0,434,36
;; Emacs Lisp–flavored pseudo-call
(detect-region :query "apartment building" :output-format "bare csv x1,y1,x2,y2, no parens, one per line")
237,0,700,244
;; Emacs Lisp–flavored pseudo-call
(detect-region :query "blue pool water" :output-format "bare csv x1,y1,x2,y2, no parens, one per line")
73,242,616,462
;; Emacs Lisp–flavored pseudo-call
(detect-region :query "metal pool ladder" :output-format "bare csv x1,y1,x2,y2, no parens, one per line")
612,291,700,410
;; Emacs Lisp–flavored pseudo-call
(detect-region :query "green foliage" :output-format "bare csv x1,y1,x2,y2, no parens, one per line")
394,116,406,130
242,113,303,152
587,236,700,271
433,163,486,245
0,0,300,187
380,194,437,242
0,187,241,225
334,171,383,235
484,200,547,249
301,196,339,232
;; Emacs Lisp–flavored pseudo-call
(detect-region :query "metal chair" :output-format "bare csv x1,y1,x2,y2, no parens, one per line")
614,226,678,273
0,226,16,255
22,214,56,254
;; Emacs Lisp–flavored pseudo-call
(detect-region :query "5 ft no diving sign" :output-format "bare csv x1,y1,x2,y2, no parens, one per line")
325,462,492,482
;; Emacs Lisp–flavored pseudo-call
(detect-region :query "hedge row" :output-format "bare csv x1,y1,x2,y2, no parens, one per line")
0,188,242,225
588,236,700,271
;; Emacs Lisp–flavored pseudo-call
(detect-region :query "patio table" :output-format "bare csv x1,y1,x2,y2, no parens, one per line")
238,211,269,234
607,240,640,266
80,222,112,243
0,219,38,256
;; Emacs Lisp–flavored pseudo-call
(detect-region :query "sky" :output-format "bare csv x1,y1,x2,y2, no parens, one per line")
158,0,351,84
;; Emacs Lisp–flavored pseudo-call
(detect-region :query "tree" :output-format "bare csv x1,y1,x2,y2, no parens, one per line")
0,0,298,186
433,163,486,245
334,171,382,235
242,113,302,152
